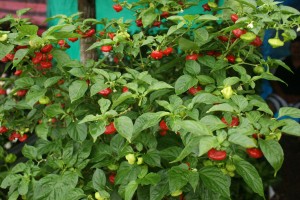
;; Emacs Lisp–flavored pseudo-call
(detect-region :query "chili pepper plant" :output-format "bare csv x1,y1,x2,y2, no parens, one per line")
1,0,300,199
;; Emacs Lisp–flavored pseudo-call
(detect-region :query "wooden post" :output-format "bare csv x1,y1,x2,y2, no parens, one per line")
78,0,98,63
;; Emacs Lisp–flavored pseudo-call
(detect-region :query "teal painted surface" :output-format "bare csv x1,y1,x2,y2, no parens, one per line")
46,0,225,59
96,0,224,33
47,0,80,60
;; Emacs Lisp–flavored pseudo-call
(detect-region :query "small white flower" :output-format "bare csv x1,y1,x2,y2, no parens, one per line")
4,142,12,149
247,21,254,29
0,81,5,86
6,88,12,95
297,26,300,32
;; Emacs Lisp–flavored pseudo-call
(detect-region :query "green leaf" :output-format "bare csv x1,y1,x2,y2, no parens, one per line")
125,181,138,200
98,98,111,114
198,55,216,68
0,43,14,60
1,174,22,189
16,8,31,16
188,170,200,192
149,172,169,200
43,103,65,117
172,136,200,162
233,157,265,198
259,139,283,176
146,81,173,94
67,122,87,142
143,150,161,167
139,173,161,186
199,166,231,199
196,15,219,21
228,134,257,148
235,0,257,8
197,75,215,84
281,119,300,136
112,92,134,109
133,112,168,137
206,103,234,113
15,77,34,88
223,77,240,86
89,121,106,142
22,144,37,160
13,48,29,66
178,120,211,135
115,116,134,143
18,178,29,195
90,82,108,97
199,115,227,131
8,191,19,200
44,76,62,88
115,162,140,185
92,168,106,191
68,68,86,78
168,166,189,192
231,95,248,111
178,37,199,51
142,7,158,27
52,49,71,66
69,80,88,102
198,135,219,156
278,107,300,119
185,60,200,75
175,74,198,95
79,114,102,124
194,28,209,46
25,87,47,108
190,93,223,106
33,172,79,200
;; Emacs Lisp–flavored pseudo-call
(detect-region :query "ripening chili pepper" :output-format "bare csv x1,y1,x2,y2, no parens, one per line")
246,148,263,159
207,148,227,161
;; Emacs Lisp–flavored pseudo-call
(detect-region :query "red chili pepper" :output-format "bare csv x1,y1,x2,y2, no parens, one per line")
68,37,78,42
40,61,52,69
113,4,123,12
109,173,116,184
104,122,117,135
83,29,96,38
14,70,22,76
0,88,6,95
150,50,164,60
246,148,263,159
58,40,65,47
136,19,143,27
122,86,129,93
40,44,53,53
108,32,115,40
232,28,247,38
159,120,169,131
230,14,239,23
218,36,229,42
160,11,170,18
19,134,28,142
0,126,8,134
226,54,236,63
221,116,239,127
1,56,9,63
5,53,14,61
32,52,43,64
202,3,211,11
101,45,113,52
98,88,112,97
153,21,162,27
9,132,21,141
185,54,198,60
162,47,173,56
207,148,227,161
16,89,28,97
250,36,263,47
188,85,202,95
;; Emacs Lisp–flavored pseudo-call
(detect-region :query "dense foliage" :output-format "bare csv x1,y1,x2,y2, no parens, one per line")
1,0,300,199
